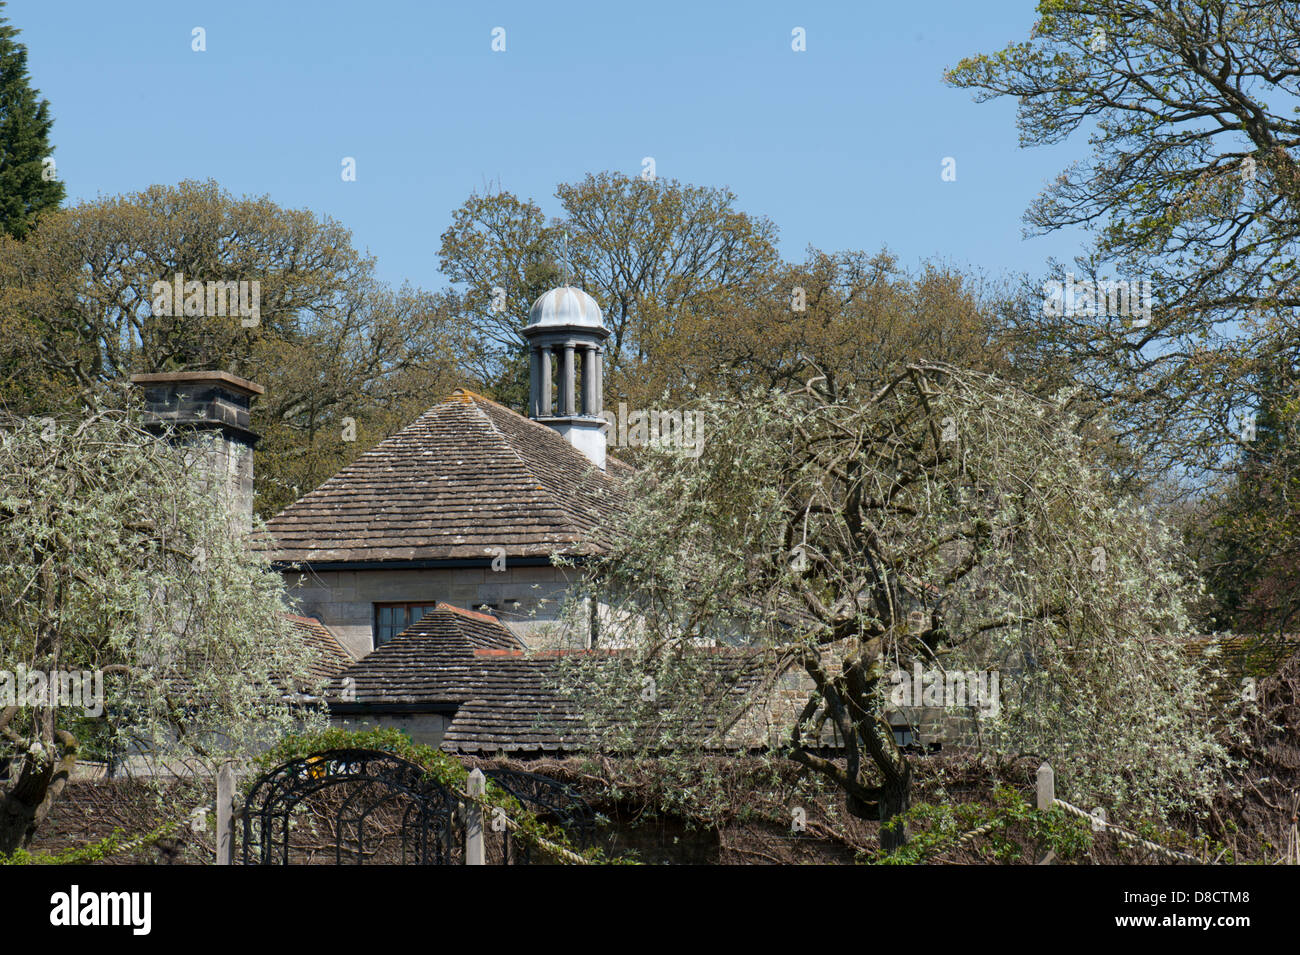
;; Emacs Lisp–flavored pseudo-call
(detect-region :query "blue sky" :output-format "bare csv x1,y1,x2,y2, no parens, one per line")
10,0,1089,292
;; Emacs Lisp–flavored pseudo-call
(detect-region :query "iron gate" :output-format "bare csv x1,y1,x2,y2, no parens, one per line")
238,749,596,864
240,748,462,864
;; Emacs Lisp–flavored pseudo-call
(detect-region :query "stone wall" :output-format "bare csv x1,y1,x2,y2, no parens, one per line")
183,431,255,529
283,564,585,658
746,660,985,751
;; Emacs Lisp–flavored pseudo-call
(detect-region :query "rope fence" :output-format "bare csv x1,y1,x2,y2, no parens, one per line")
215,757,1201,866
1035,762,1205,865
457,769,593,865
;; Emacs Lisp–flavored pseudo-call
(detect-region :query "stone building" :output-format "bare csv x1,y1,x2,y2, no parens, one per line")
129,305,976,755
323,600,772,751
134,309,1300,758
263,285,624,660
251,283,948,753
131,369,262,523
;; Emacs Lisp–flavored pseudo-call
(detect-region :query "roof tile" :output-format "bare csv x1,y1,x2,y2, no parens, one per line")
264,391,628,564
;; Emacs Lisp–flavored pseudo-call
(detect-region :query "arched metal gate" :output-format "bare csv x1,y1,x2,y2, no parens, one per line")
238,748,596,864
241,748,462,864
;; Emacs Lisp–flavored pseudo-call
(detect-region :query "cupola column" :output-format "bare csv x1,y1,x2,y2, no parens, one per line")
561,344,576,416
529,346,541,417
539,347,553,416
582,345,599,415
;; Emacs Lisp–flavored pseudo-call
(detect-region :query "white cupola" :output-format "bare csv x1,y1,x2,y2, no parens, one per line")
522,286,610,469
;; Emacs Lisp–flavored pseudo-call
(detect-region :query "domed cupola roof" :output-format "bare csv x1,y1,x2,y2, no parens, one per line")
520,284,610,468
526,286,605,330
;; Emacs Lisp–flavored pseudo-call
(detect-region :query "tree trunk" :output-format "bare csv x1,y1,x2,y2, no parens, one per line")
861,703,914,851
0,768,51,854
792,653,917,850
0,731,78,855
878,771,912,852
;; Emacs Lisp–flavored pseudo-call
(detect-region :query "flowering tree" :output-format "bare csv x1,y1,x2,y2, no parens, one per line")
0,409,323,853
567,364,1225,848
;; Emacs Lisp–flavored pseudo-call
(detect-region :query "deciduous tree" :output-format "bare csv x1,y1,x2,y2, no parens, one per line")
437,172,780,406
0,409,324,853
562,365,1224,847
0,180,469,516
947,1,1300,486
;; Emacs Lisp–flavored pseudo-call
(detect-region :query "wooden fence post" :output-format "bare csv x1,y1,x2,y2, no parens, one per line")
465,768,485,865
1035,762,1056,865
1036,762,1055,810
216,762,235,866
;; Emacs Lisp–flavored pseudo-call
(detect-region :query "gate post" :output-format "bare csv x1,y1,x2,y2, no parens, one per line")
216,761,236,865
1036,762,1055,810
1035,762,1055,865
465,768,485,865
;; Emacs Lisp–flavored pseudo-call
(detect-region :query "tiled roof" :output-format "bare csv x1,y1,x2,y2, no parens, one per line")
440,656,590,754
263,390,628,565
163,615,351,702
325,603,528,707
441,647,769,755
286,614,355,684
325,604,767,755
324,604,585,751
1184,633,1300,710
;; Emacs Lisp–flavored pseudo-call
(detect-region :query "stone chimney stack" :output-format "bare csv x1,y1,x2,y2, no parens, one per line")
522,286,609,469
130,371,264,529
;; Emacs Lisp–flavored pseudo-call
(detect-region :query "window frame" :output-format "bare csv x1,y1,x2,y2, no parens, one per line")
373,601,440,648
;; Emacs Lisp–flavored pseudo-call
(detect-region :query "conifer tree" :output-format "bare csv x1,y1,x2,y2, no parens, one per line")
0,1,64,239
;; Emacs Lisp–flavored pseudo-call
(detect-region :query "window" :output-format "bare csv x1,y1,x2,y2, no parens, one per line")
373,602,438,647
